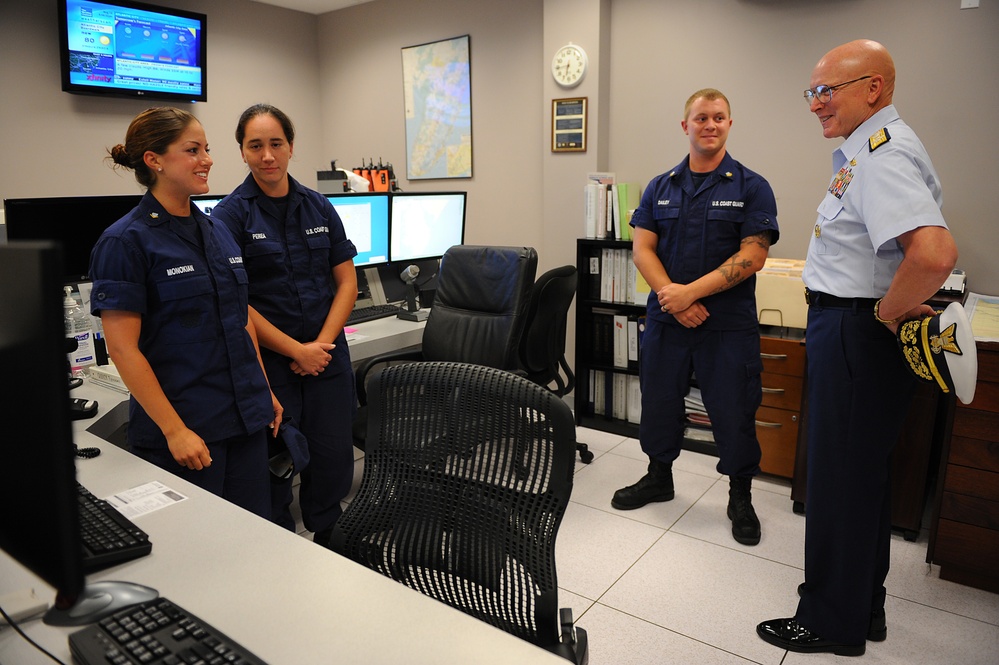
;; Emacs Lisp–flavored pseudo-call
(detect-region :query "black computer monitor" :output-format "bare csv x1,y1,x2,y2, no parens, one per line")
389,192,466,263
0,241,156,626
326,192,390,267
3,195,141,283
191,194,225,216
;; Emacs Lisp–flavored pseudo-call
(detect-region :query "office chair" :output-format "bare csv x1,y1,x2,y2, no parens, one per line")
332,362,588,665
518,265,592,463
351,245,538,451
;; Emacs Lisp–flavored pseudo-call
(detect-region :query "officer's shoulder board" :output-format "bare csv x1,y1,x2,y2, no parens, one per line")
869,127,891,153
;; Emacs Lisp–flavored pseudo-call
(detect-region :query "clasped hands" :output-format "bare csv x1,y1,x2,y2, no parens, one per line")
290,340,336,376
658,283,709,329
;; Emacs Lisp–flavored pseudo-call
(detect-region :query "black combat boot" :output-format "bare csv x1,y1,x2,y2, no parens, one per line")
611,459,674,510
728,476,761,545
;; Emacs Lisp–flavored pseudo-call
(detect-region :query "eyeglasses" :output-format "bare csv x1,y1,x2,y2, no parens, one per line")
803,76,872,104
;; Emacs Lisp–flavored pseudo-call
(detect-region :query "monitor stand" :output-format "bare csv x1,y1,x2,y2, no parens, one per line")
43,581,159,626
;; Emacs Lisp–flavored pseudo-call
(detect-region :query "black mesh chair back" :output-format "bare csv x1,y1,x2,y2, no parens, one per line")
519,265,577,397
421,245,538,369
333,362,588,664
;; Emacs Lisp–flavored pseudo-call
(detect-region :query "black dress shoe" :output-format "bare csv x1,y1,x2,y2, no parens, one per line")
796,584,887,641
757,618,865,657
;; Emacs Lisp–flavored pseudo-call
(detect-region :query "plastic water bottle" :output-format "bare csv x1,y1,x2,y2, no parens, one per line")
64,286,95,376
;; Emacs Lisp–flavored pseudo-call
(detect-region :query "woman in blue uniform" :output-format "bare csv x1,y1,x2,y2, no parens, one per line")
212,105,358,548
90,107,282,518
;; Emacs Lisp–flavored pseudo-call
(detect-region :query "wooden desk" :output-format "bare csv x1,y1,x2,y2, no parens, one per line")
0,383,566,665
926,340,999,593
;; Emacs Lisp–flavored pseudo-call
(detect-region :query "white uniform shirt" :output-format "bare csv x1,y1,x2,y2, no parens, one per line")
802,105,947,298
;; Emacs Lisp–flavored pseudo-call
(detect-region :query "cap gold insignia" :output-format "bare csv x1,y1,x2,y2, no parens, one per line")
869,128,891,152
930,322,962,357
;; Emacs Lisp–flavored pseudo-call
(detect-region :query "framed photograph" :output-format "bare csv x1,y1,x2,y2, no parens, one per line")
401,35,472,179
552,97,587,153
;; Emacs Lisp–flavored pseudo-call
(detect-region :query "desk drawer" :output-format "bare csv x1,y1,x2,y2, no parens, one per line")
760,372,803,411
756,405,799,478
953,408,999,442
941,491,999,531
933,518,999,575
948,436,999,474
943,464,999,503
760,337,805,377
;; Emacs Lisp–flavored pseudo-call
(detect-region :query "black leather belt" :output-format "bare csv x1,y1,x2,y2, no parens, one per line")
804,289,878,309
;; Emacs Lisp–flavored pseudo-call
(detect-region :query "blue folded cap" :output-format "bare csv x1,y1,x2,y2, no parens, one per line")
268,416,310,480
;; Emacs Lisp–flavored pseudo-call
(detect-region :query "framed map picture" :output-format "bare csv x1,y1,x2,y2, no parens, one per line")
401,35,472,180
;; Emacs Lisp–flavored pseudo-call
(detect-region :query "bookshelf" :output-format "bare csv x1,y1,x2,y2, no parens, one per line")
574,238,718,457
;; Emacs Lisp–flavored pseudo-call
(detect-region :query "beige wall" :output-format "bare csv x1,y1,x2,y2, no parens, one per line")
2,0,998,294
0,0,324,201
316,0,545,254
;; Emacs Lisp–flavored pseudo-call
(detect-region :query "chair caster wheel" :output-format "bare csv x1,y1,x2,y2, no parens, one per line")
577,444,594,464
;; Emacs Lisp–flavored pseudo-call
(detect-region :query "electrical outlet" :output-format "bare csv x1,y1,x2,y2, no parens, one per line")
961,0,980,9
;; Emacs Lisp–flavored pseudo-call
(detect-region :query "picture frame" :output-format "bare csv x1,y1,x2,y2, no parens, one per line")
552,97,587,153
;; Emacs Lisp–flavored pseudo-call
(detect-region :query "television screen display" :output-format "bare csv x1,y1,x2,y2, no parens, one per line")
58,0,207,103
191,194,223,216
3,195,142,283
326,193,390,267
389,192,466,263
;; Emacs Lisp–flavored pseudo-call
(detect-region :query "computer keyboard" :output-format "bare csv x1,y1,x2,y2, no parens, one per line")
346,303,400,324
68,596,267,665
77,482,152,571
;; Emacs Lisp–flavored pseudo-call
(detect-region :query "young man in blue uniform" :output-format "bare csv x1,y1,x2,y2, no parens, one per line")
92,108,281,518
612,89,779,547
757,40,957,656
213,105,358,548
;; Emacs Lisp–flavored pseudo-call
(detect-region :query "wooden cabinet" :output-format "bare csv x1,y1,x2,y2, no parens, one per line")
927,341,999,593
573,239,806,473
756,333,806,478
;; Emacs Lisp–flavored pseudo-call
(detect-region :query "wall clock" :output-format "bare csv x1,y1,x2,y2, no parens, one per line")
551,43,587,88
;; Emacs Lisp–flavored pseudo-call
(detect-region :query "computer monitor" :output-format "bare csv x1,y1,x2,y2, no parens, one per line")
0,241,156,626
389,192,466,263
192,194,224,216
326,192,390,267
3,195,141,283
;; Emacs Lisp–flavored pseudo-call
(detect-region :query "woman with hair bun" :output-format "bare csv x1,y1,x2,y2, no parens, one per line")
89,107,282,517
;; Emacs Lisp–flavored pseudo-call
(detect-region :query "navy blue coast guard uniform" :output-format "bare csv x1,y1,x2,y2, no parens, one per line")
89,192,273,517
213,174,357,534
630,152,779,478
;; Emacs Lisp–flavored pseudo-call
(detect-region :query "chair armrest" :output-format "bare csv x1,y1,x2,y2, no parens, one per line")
354,348,426,405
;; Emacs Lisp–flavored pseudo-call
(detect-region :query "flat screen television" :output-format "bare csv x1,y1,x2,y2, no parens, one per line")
3,195,141,283
58,0,208,103
326,192,390,267
0,241,156,626
389,192,466,263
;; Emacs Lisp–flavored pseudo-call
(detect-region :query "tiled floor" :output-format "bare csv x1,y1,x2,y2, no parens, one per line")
295,428,999,664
